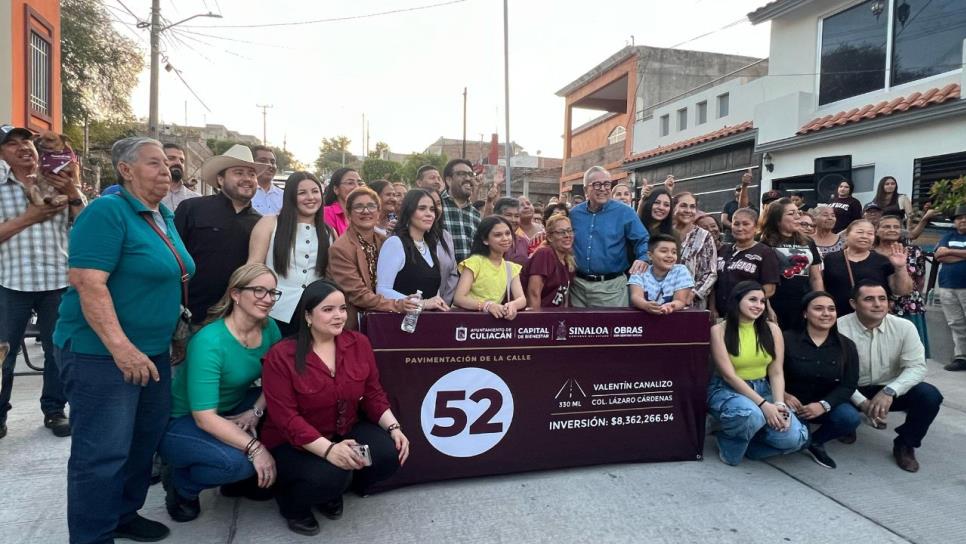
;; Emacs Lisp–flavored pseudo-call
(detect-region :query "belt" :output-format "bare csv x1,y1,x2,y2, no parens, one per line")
575,271,624,282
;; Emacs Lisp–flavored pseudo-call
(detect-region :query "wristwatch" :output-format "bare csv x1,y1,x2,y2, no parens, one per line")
252,405,265,418
819,400,831,413
882,386,897,398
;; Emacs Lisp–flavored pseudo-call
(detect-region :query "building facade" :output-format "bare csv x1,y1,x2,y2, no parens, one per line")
748,0,966,207
0,0,61,133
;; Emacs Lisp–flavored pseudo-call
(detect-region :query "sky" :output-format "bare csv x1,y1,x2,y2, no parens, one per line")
108,0,772,166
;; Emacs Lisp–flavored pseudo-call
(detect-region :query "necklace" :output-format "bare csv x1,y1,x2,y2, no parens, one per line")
414,238,427,253
227,315,258,349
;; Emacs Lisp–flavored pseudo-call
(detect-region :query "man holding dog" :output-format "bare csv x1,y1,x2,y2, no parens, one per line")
0,124,86,440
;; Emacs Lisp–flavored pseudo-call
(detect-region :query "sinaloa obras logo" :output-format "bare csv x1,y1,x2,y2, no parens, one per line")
455,326,468,342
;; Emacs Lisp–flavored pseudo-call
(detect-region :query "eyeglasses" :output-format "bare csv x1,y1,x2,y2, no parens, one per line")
550,228,574,237
799,222,815,229
589,181,613,191
238,286,282,301
452,171,475,178
350,203,379,212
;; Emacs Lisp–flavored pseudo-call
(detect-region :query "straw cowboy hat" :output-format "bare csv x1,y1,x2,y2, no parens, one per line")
201,144,268,188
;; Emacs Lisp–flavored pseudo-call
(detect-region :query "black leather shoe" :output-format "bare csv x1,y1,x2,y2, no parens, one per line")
286,515,320,536
44,412,71,437
220,477,274,501
164,487,200,522
0,423,7,439
838,431,857,444
114,514,170,542
316,497,344,520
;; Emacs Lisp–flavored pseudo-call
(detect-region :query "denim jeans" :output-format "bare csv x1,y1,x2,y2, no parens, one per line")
808,402,861,446
158,388,260,499
0,286,67,424
707,375,809,465
58,344,171,544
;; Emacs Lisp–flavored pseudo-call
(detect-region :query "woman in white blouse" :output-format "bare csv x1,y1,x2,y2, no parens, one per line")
248,172,335,335
375,189,449,311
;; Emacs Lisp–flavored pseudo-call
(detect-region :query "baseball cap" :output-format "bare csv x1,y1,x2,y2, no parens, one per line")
863,202,882,212
761,190,783,204
0,124,33,145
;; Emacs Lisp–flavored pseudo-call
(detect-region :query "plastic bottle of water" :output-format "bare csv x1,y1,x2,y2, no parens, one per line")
400,290,423,333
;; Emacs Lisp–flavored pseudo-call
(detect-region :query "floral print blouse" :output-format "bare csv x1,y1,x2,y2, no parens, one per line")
888,243,926,316
679,226,718,305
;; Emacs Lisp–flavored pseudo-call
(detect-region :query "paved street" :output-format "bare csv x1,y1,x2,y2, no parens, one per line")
1,306,964,544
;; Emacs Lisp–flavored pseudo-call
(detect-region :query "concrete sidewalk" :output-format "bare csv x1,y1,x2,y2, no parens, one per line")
1,306,964,544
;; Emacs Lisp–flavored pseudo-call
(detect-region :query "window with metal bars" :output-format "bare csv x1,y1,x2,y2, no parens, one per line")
29,30,51,117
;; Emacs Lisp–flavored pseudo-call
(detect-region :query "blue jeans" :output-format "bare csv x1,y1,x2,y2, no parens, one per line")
808,402,861,446
158,388,260,499
707,375,809,465
57,344,171,544
0,286,67,424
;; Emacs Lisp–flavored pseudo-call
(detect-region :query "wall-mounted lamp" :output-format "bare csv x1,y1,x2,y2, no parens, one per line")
763,153,774,173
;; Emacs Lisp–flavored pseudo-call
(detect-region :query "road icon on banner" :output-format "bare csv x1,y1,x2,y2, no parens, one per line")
421,368,514,457
554,378,586,409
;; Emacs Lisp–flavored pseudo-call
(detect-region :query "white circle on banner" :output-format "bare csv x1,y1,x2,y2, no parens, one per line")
420,367,514,458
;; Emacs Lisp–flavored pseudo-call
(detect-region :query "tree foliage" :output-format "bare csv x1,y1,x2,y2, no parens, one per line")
205,140,302,172
368,141,391,159
362,158,400,182
61,0,144,127
397,152,449,185
314,136,357,177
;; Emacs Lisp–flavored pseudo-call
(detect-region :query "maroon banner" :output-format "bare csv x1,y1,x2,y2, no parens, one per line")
362,308,711,491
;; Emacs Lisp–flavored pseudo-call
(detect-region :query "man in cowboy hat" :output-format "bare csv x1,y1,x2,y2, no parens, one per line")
174,145,267,327
937,204,966,372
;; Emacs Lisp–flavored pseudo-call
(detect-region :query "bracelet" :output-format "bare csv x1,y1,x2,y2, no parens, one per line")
476,299,484,312
247,445,262,462
323,442,336,460
483,301,493,313
756,399,767,407
244,438,258,455
386,423,401,433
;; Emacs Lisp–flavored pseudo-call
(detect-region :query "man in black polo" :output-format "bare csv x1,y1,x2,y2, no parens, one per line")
174,145,266,327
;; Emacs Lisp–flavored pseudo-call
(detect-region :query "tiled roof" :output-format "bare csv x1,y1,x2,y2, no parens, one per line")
623,121,754,163
797,83,962,135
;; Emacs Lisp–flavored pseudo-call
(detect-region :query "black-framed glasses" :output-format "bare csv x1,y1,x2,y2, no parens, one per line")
589,181,613,191
238,286,282,301
350,203,379,213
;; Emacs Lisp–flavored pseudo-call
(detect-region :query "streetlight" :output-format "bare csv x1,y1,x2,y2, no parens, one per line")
147,0,222,138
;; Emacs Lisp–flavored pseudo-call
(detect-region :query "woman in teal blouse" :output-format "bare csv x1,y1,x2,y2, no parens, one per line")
53,137,196,543
158,263,282,522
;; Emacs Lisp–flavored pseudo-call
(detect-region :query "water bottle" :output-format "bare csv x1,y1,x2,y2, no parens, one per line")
401,290,423,333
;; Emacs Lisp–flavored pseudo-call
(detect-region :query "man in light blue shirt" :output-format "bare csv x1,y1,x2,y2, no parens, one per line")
250,145,282,215
570,166,649,307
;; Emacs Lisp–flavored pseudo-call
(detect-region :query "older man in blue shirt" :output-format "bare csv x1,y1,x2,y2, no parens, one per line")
570,166,649,307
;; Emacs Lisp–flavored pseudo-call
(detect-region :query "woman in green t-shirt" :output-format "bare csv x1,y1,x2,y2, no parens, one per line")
159,263,282,522
453,216,526,320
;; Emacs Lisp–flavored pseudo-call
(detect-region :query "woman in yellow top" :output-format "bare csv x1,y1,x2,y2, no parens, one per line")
453,216,527,320
707,280,808,465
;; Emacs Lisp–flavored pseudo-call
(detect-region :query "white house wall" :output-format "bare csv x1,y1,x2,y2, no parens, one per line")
761,115,966,197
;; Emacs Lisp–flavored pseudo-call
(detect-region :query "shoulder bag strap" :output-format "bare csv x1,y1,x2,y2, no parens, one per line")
843,248,855,289
141,214,189,307
505,260,512,304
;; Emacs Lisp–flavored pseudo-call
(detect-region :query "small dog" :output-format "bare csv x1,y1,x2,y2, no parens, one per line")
26,131,75,207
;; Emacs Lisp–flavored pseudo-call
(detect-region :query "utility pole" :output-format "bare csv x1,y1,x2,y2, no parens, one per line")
502,0,512,197
361,113,366,158
147,4,221,139
256,104,273,144
462,87,467,158
148,0,161,138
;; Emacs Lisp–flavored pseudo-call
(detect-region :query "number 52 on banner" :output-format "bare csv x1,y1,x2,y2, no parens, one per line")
420,368,515,458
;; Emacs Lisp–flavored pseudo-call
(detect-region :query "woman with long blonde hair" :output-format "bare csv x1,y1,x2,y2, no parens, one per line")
159,263,283,523
521,212,575,309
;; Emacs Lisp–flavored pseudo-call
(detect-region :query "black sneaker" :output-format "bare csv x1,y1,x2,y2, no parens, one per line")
316,497,344,520
944,358,966,371
162,466,200,522
805,443,837,469
286,514,320,536
113,514,170,542
43,412,71,437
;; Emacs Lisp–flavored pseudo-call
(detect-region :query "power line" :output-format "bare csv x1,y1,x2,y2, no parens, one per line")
114,0,143,23
180,0,467,28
